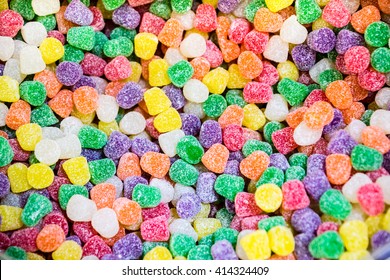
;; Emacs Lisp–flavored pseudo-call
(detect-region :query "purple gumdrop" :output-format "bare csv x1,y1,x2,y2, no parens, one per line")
180,113,201,136
307,154,326,175
196,172,218,203
72,75,97,91
323,108,344,135
228,151,244,162
291,208,321,233
112,4,141,30
104,131,132,160
81,148,103,162
303,171,331,201
199,120,222,149
113,233,143,260
291,45,317,71
225,199,235,214
163,85,185,110
176,193,201,219
124,176,148,199
0,64,4,76
0,173,10,199
211,240,238,260
371,230,390,251
101,254,123,260
64,0,93,26
382,151,390,173
84,182,94,193
66,235,82,246
131,138,160,157
217,0,241,14
116,82,143,109
224,160,240,176
209,203,218,218
56,61,83,86
270,153,290,172
0,193,22,208
327,130,358,155
307,28,336,54
294,233,315,260
335,30,364,55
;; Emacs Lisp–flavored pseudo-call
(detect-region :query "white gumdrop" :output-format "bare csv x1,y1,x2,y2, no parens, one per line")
119,111,146,135
60,116,84,135
344,119,366,143
180,33,207,58
183,79,209,103
263,35,289,63
130,131,151,141
171,184,195,207
183,102,205,119
35,138,61,165
164,48,187,65
90,76,107,95
42,127,65,140
0,36,15,61
19,45,46,75
4,58,26,83
91,208,120,239
158,129,185,157
236,230,255,260
370,109,390,134
105,176,123,198
96,95,119,123
0,103,9,127
82,255,99,260
376,176,390,205
12,40,28,60
293,121,323,146
32,0,61,16
171,10,195,30
67,195,97,222
150,178,174,203
309,58,335,84
280,15,308,44
375,88,390,109
345,204,367,222
56,134,82,159
342,173,372,203
21,22,47,46
264,94,289,122
168,218,198,242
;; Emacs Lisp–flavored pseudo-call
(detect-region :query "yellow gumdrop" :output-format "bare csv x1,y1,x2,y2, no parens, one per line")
242,104,266,130
277,61,299,81
255,183,283,213
312,18,334,30
316,0,330,7
27,252,45,260
16,123,42,151
365,215,383,237
0,205,23,232
144,246,173,260
339,250,371,260
52,241,82,260
71,109,96,124
154,107,182,133
202,0,218,8
98,120,119,136
148,59,171,87
174,256,187,260
339,220,369,252
144,87,172,115
194,203,211,219
39,38,64,64
227,64,251,89
265,0,294,12
247,180,257,194
27,163,54,189
0,0,9,11
122,61,142,83
62,156,91,186
135,33,159,60
0,76,20,102
381,208,390,231
239,230,271,260
268,226,295,256
8,163,32,193
193,218,222,239
202,67,229,94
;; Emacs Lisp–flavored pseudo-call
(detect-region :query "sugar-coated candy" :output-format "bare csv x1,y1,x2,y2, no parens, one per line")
319,189,352,220
309,231,344,259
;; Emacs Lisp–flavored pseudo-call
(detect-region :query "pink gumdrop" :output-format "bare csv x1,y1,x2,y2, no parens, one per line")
223,125,245,152
317,222,339,235
344,46,370,74
243,30,269,55
358,67,386,91
139,12,165,36
357,183,385,216
243,82,273,103
142,203,171,221
228,18,251,44
42,212,69,235
241,215,268,230
304,89,330,107
234,192,262,218
47,176,70,202
282,180,310,210
82,236,112,259
322,0,351,28
81,53,107,77
140,216,170,242
272,127,298,155
104,56,132,82
10,227,39,252
255,61,279,86
73,222,98,243
193,4,218,33
202,40,224,68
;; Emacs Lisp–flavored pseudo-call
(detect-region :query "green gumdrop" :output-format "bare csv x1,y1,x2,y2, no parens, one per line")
295,0,322,24
169,233,196,257
226,90,247,108
361,110,374,126
29,153,40,165
61,44,85,63
215,208,234,228
58,184,88,209
351,144,383,171
319,189,352,220
245,0,266,22
309,231,344,259
168,61,194,88
263,121,284,143
242,140,272,157
277,78,309,106
214,174,244,201
371,47,390,73
213,228,239,246
258,216,286,231
176,135,204,164
307,83,321,93
171,0,192,14
257,167,285,187
169,159,199,186
142,242,168,257
31,104,59,127
91,32,109,57
187,245,212,260
21,193,52,226
88,159,116,185
318,69,343,90
198,234,214,246
288,153,308,170
132,184,161,208
19,81,47,106
10,0,35,20
203,94,227,118
78,126,108,149
0,137,14,168
364,22,390,48
5,246,27,260
110,27,137,41
35,15,56,31
67,26,96,51
103,37,133,58
102,0,125,11
285,166,306,181
150,0,172,20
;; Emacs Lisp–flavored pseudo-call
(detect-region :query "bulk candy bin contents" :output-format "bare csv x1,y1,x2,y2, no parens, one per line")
0,0,390,261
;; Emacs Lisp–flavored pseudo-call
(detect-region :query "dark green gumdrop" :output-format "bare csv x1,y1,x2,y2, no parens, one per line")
319,189,352,220
187,245,212,260
245,0,266,22
257,167,285,187
214,174,244,201
203,94,228,118
10,0,35,21
61,44,85,63
58,184,88,209
327,50,338,62
110,27,137,41
215,208,234,228
288,153,308,170
19,81,47,106
169,233,196,257
29,153,40,165
226,90,247,108
285,166,306,181
176,135,204,164
78,126,108,149
371,47,390,73
91,32,109,57
142,242,168,257
307,83,321,93
31,104,59,127
277,78,309,106
167,61,194,88
318,69,343,90
5,246,27,260
361,110,374,126
295,0,322,24
67,26,96,51
103,37,133,58
0,137,14,168
263,121,285,143
242,140,273,157
149,0,172,20
132,184,161,208
21,193,52,226
198,234,214,246
35,15,57,31
309,231,344,259
364,22,390,48
88,159,116,185
213,228,239,247
351,145,383,171
115,108,125,123
169,159,199,186
258,216,286,231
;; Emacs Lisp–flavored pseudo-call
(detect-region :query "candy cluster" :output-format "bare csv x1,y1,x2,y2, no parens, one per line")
0,0,390,261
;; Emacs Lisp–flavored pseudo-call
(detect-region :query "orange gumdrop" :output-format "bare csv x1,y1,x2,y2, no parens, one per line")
218,105,244,129
190,57,211,80
105,81,125,98
117,152,141,181
55,6,76,34
34,70,62,99
304,101,334,129
90,183,117,209
102,227,125,247
158,19,183,48
73,86,99,114
112,198,142,226
219,38,241,63
286,107,308,128
254,8,283,33
361,126,390,154
48,89,73,118
36,224,65,253
240,151,270,181
5,100,31,130
351,5,381,33
237,51,263,80
340,101,365,124
325,80,353,110
344,75,368,101
269,253,296,260
325,154,352,185
216,16,230,39
201,143,229,174
140,152,170,178
378,0,390,14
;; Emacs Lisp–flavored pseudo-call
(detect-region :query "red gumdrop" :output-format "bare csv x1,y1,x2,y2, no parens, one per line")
139,12,165,36
202,40,223,68
230,215,243,232
243,30,269,55
255,61,279,86
55,160,68,178
81,53,107,77
73,222,98,243
303,89,330,107
313,138,328,155
241,215,268,230
234,192,262,218
223,124,245,152
357,183,385,216
104,56,132,81
140,216,170,242
366,167,389,182
82,235,112,259
358,67,386,91
47,30,66,45
0,232,11,250
282,180,310,210
243,82,273,103
228,18,251,44
335,55,352,75
9,139,30,161
272,127,298,155
317,222,339,235
344,46,370,74
142,203,171,221
0,10,24,37
10,227,39,252
42,212,69,235
90,6,105,31
145,117,161,139
193,4,217,32
322,0,351,28
47,176,70,202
